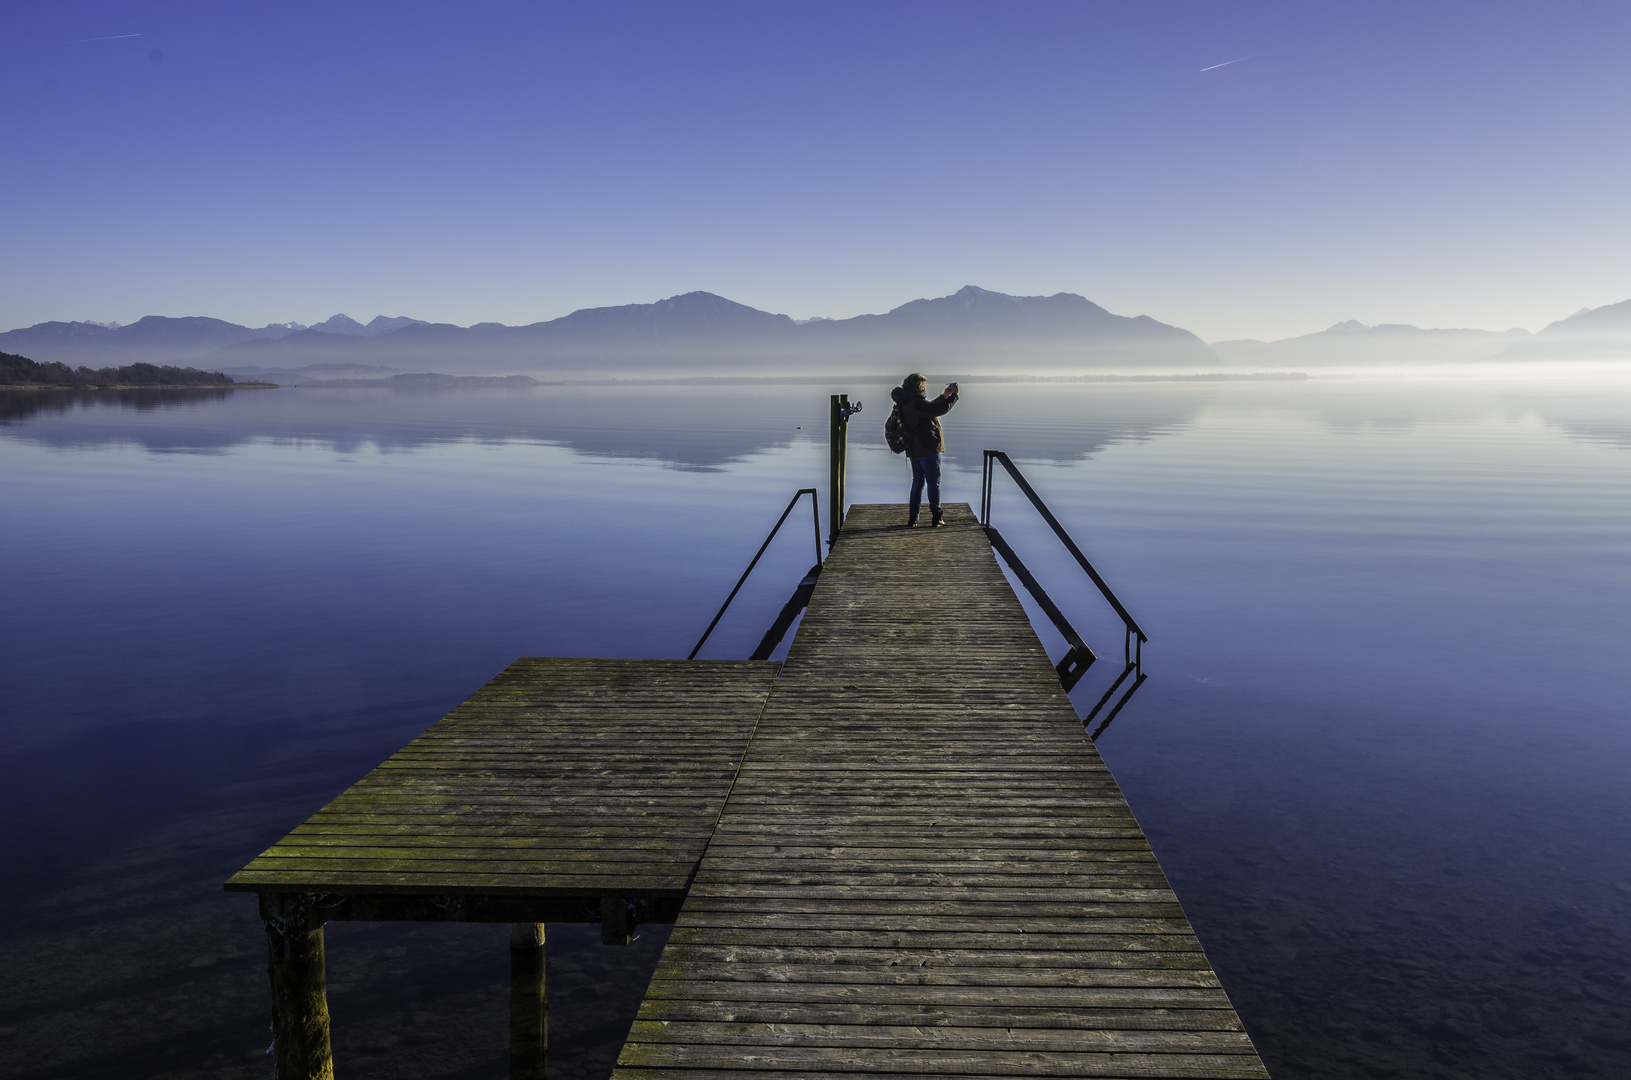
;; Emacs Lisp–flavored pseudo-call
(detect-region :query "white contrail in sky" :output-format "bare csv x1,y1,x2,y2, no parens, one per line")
1200,54,1257,73
70,33,142,43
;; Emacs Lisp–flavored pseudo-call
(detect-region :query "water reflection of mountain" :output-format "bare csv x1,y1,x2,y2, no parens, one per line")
1242,379,1631,454
943,383,1214,466
1,385,819,466
1547,416,1631,451
0,382,1218,468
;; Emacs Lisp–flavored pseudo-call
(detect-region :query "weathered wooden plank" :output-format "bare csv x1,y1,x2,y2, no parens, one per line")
632,1002,1246,1030
662,933,1200,959
285,825,699,842
634,980,1235,1008
680,888,1189,909
689,872,1176,888
641,962,1222,988
683,879,1178,894
621,1020,1258,1054
710,816,1146,832
672,905,1190,925
699,846,1160,861
278,832,708,850
613,1076,1259,1080
241,855,704,876
697,851,1166,867
612,1043,1269,1078
227,870,694,895
612,1053,1268,1079
662,929,1200,951
652,944,1221,969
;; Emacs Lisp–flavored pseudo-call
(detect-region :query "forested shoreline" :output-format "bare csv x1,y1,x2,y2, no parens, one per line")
0,351,263,388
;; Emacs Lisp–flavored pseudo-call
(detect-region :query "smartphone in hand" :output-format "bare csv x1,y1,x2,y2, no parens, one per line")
945,382,959,397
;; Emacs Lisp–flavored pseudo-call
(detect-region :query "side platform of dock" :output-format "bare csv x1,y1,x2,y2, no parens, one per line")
226,658,780,1079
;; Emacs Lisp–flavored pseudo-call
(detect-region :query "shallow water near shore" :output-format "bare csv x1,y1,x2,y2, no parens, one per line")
2,375,1629,1079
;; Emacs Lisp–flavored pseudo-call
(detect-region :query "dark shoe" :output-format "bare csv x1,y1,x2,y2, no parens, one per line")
931,510,944,527
906,517,918,527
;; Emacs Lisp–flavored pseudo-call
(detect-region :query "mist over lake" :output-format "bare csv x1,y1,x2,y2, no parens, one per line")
2,372,1629,1080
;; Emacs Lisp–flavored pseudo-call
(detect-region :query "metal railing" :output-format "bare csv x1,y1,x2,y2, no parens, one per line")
980,450,1148,731
689,488,822,661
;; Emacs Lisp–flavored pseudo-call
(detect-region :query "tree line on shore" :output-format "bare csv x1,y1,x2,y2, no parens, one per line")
1,351,239,387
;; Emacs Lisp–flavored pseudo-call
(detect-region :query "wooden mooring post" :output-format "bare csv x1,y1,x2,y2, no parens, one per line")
508,923,547,1080
259,893,333,1080
255,901,553,1080
828,393,860,548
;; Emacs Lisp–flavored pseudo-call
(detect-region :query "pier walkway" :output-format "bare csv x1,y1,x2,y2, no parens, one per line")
615,504,1265,1078
229,503,1266,1079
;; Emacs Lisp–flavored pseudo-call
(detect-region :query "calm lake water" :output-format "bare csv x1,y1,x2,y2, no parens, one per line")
2,375,1628,1080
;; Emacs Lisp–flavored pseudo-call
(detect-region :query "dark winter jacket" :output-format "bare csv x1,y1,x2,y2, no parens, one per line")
891,384,958,458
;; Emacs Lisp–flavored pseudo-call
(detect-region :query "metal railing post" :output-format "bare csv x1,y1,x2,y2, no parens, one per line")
810,492,823,568
690,488,819,660
980,452,992,525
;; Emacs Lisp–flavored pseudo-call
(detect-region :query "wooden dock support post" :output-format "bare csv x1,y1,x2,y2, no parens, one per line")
259,892,334,1080
508,923,547,1080
600,896,631,945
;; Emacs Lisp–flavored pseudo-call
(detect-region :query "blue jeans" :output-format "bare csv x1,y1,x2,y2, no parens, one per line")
909,453,941,522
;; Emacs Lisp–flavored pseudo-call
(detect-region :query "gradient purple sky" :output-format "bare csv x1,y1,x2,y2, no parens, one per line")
4,1,1629,341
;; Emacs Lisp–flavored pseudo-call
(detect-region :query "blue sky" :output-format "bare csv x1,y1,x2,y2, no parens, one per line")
4,1,1628,341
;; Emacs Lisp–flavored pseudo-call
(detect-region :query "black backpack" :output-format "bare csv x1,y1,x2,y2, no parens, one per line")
885,403,910,454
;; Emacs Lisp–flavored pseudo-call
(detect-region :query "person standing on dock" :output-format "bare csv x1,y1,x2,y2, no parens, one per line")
891,373,959,527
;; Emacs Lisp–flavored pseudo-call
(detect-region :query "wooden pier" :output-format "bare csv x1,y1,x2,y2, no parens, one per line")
229,502,1267,1079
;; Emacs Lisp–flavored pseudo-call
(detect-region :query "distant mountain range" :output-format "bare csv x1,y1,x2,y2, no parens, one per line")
0,287,1214,375
1492,298,1631,360
6,289,1628,377
0,312,432,368
1212,321,1534,367
305,314,429,337
1214,300,1631,367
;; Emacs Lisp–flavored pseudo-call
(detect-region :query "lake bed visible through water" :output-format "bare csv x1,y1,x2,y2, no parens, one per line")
2,375,1628,1079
